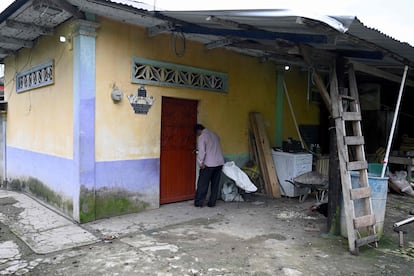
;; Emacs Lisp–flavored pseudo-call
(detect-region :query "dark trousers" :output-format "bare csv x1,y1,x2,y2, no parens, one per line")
194,166,222,207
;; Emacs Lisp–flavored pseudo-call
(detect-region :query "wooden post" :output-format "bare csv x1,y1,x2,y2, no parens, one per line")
327,57,345,234
328,117,341,234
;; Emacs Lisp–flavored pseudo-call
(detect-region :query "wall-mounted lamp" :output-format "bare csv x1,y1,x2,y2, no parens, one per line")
59,35,68,43
127,85,155,114
59,35,72,50
284,65,290,71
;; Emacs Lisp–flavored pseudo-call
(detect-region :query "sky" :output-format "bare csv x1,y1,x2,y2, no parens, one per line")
0,0,413,46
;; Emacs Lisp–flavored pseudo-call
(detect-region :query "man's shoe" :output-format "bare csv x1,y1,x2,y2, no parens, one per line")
207,203,215,207
194,203,203,208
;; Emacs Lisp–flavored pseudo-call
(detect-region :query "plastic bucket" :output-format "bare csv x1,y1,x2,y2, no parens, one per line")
340,172,388,239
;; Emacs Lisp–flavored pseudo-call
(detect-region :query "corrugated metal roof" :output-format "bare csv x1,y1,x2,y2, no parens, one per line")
0,0,413,80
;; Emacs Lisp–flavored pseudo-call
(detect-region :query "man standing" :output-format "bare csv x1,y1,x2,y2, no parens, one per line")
194,124,225,207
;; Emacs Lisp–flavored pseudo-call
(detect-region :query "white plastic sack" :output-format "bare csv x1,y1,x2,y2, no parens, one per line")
390,171,414,196
222,161,257,192
221,181,244,202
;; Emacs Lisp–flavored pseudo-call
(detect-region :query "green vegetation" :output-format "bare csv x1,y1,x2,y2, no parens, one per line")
7,179,149,223
7,177,73,217
79,186,96,223
8,179,23,191
79,185,150,223
27,177,62,206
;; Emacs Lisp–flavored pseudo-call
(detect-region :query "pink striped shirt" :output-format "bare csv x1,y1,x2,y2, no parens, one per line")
197,129,225,167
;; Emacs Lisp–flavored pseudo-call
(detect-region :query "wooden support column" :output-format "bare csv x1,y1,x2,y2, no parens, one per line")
327,57,345,234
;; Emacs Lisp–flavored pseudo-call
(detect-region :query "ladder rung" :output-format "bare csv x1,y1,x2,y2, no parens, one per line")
355,235,379,248
342,112,361,121
340,95,356,101
347,161,368,171
350,187,371,200
354,214,376,228
344,136,365,146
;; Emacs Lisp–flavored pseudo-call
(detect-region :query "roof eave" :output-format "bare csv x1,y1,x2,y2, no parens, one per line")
0,0,29,25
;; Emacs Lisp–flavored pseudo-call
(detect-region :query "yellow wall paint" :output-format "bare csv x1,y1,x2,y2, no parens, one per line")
4,23,74,158
282,69,320,142
95,17,319,161
95,18,282,161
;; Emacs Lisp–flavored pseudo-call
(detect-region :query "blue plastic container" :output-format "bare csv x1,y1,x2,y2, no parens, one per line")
340,172,388,239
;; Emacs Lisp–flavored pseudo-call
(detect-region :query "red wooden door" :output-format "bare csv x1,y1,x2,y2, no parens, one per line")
160,97,198,204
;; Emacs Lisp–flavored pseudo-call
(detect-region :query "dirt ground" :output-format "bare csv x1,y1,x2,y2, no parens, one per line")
1,192,414,275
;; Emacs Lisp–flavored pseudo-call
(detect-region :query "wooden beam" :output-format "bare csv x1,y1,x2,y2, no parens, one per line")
206,15,258,30
205,38,237,50
232,40,297,54
6,19,53,36
0,35,33,48
300,44,332,114
349,60,414,88
147,22,174,37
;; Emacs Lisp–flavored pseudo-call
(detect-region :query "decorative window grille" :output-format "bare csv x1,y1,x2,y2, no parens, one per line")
16,60,54,93
132,57,228,93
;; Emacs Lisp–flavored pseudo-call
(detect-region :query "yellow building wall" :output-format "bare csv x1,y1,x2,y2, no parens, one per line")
95,17,319,161
4,24,74,158
283,69,320,142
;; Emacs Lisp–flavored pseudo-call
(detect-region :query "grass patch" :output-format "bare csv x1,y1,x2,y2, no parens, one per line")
27,177,62,207
95,194,149,219
79,186,150,223
8,177,73,217
80,186,96,223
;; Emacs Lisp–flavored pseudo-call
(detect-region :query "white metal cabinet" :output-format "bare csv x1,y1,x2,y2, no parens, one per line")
271,151,313,197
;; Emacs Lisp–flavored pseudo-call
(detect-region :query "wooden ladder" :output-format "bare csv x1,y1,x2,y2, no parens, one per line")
331,64,379,254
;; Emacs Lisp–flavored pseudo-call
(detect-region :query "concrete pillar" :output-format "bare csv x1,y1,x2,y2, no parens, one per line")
0,113,6,187
72,19,100,222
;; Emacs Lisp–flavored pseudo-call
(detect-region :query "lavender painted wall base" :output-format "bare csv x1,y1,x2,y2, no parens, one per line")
6,146,75,196
95,158,160,208
7,146,161,221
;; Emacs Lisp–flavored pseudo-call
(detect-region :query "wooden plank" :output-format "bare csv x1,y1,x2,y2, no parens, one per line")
249,114,272,196
355,234,379,247
253,113,281,198
249,112,281,198
248,130,265,193
344,136,365,146
347,161,368,171
249,115,272,196
342,112,361,121
340,95,356,101
299,44,332,114
350,187,371,200
354,214,376,228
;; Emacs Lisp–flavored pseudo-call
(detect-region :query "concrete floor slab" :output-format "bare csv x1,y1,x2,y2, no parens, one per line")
0,190,99,254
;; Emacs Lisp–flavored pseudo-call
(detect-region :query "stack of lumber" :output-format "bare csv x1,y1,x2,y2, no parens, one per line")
248,112,281,198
